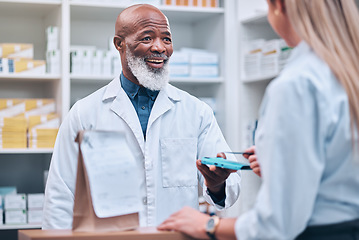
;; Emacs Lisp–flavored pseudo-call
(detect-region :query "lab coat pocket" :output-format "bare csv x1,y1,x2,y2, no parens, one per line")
161,138,198,188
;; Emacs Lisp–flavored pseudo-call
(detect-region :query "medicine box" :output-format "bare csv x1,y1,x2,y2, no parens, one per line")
190,65,218,77
27,193,44,210
0,43,33,59
28,209,43,224
5,209,27,224
4,194,26,210
9,59,46,75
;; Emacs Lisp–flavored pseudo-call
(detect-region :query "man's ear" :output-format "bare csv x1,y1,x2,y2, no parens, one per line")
113,36,124,51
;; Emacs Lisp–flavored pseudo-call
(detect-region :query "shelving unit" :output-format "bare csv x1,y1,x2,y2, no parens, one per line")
0,0,239,236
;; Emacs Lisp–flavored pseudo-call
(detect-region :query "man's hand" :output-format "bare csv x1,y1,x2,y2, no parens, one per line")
197,152,237,199
242,146,261,177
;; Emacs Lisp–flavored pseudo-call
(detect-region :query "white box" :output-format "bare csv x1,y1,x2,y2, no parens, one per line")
170,51,190,64
190,52,219,65
46,49,60,75
46,26,59,51
82,50,92,75
4,194,26,210
27,193,44,210
112,57,122,76
70,50,82,75
5,209,27,224
27,209,42,224
0,58,9,74
91,50,103,76
190,64,218,77
169,64,190,77
103,51,113,76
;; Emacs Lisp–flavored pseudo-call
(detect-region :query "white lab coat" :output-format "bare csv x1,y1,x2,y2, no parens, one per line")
42,76,241,229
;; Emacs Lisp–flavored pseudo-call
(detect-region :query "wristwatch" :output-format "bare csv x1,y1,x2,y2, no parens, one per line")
205,215,220,240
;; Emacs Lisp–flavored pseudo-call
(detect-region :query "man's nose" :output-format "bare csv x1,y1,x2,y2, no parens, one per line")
151,38,166,53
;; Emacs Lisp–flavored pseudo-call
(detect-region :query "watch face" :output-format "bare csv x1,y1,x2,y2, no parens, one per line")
207,218,215,231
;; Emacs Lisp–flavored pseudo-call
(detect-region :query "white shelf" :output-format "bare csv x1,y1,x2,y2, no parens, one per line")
170,77,223,84
240,12,268,24
242,73,277,83
0,74,61,82
0,224,41,230
0,148,53,154
71,75,223,84
0,0,61,18
70,1,224,23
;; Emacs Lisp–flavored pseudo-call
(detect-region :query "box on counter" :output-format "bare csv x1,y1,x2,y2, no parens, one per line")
27,193,45,210
0,43,33,59
4,194,26,210
27,209,42,224
5,209,27,224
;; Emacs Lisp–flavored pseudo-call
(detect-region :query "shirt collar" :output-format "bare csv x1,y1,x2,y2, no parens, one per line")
120,72,159,100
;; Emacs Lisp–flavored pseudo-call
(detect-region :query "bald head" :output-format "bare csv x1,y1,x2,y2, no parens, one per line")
115,4,170,38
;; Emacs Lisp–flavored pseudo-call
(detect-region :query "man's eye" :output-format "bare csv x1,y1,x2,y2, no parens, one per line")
164,37,172,43
142,37,151,41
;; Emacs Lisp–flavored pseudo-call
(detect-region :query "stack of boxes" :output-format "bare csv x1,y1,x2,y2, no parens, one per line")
70,45,120,77
169,48,219,78
163,0,219,7
242,39,292,80
46,26,60,75
4,194,27,225
0,99,59,149
27,194,45,224
0,43,45,75
1,190,45,225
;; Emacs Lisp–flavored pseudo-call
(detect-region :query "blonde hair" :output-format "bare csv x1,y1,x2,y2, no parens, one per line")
285,0,359,144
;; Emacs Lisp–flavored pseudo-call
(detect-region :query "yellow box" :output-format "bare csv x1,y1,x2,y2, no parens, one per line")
0,43,33,59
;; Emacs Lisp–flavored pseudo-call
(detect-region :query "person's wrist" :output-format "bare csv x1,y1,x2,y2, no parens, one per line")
205,215,220,240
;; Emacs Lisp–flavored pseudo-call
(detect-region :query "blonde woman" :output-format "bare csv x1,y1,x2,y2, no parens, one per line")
158,0,359,239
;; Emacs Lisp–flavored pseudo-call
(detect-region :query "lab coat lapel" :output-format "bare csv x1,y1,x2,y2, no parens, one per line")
147,84,180,132
108,84,145,156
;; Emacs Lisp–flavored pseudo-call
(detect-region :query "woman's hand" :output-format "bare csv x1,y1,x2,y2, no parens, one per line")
157,206,210,239
243,146,261,177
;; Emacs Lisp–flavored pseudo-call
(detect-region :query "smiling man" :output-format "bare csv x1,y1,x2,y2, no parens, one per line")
42,4,241,229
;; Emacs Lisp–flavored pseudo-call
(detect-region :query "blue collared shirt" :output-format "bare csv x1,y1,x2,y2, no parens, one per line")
120,73,159,138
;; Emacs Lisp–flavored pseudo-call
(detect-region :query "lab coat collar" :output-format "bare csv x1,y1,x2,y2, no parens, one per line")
102,76,181,155
102,75,181,102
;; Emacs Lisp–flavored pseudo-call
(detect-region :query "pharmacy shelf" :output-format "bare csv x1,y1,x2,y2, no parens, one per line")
0,74,61,82
0,224,41,230
70,75,224,84
0,149,53,154
170,77,223,84
0,0,61,18
240,12,268,24
242,73,277,83
70,1,224,23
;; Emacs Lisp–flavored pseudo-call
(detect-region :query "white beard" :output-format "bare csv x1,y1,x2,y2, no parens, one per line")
126,48,169,91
